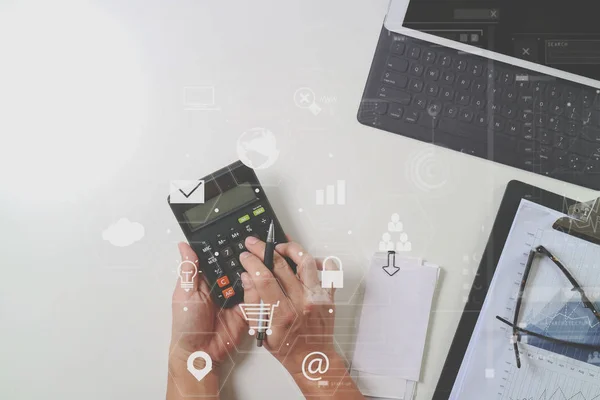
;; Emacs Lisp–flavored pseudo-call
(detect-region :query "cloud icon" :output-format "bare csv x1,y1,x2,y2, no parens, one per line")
102,218,145,247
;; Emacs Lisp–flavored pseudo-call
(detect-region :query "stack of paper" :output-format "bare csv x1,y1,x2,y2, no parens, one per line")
351,253,439,400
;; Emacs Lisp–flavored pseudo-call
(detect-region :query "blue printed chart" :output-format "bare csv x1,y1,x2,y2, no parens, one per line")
526,300,600,367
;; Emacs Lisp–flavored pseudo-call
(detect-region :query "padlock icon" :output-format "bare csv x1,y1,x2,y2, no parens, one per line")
321,256,344,289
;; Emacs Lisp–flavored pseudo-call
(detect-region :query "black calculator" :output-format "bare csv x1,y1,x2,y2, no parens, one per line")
168,161,295,308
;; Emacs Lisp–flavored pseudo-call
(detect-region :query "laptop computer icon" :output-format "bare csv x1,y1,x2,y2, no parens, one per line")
183,86,221,111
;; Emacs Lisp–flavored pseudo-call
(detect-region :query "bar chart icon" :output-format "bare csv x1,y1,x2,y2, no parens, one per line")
315,180,346,205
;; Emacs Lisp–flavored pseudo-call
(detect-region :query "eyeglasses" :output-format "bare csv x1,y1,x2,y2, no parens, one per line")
496,245,600,368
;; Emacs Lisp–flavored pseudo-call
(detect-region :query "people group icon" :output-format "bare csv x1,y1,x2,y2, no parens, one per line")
388,213,403,232
379,213,412,252
379,232,395,251
588,351,600,365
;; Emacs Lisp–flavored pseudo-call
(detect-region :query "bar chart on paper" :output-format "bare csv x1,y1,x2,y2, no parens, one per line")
315,180,346,205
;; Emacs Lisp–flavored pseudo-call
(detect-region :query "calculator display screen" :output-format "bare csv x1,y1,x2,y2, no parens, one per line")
184,185,257,230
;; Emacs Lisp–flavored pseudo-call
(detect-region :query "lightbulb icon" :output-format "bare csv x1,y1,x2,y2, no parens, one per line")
177,260,197,292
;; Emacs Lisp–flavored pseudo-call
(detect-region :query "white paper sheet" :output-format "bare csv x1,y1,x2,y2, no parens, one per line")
450,199,600,400
352,254,439,385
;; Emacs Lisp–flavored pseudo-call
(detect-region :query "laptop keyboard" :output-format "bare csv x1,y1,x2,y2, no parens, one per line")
358,30,600,190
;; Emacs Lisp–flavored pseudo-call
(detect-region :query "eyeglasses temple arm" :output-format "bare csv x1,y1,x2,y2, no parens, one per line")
536,245,600,323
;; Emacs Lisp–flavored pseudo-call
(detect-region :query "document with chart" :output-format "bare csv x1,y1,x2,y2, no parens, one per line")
450,199,600,400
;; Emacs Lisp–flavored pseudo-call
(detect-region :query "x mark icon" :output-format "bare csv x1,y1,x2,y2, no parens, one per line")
299,93,311,104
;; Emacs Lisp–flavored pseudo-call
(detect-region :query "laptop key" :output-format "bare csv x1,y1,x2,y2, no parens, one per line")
457,93,470,106
522,126,535,141
438,118,485,142
408,46,421,59
444,104,459,119
383,71,408,88
426,67,440,80
538,131,553,145
438,55,452,67
472,79,486,93
410,63,424,76
507,121,520,135
387,57,409,72
404,110,420,123
473,97,486,110
414,95,427,109
453,59,468,72
374,102,388,115
547,117,563,132
459,109,474,123
426,83,439,96
378,87,411,105
389,103,404,119
501,105,517,119
457,76,471,90
442,71,455,84
391,41,406,55
493,119,505,131
441,87,455,101
427,100,443,116
424,50,436,64
469,63,483,76
410,79,424,92
565,121,581,137
475,113,487,126
554,135,572,150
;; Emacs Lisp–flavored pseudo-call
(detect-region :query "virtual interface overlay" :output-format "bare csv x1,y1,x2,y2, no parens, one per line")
402,0,600,81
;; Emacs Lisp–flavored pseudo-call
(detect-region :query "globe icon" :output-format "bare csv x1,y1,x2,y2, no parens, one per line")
236,127,279,170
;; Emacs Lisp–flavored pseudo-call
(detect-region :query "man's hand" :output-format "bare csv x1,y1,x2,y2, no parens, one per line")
167,242,248,399
239,237,364,399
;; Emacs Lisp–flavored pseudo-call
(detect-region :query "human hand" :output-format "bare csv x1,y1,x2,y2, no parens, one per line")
239,236,364,399
167,242,248,398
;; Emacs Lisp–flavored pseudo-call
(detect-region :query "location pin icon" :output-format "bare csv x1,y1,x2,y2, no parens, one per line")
187,351,213,382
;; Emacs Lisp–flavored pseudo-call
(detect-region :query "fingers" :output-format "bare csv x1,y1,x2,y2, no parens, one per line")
239,251,285,306
275,242,320,291
240,272,260,304
244,236,303,300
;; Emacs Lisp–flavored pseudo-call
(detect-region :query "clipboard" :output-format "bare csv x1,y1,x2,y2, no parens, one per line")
432,180,600,400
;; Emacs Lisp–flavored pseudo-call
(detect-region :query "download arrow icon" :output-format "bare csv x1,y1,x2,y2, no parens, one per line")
382,264,400,276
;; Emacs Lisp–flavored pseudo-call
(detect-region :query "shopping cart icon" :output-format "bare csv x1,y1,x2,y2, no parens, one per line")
238,301,280,335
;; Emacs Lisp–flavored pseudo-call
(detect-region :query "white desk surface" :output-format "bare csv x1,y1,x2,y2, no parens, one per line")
0,1,596,399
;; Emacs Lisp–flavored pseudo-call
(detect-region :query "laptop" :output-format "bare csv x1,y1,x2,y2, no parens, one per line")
358,0,600,190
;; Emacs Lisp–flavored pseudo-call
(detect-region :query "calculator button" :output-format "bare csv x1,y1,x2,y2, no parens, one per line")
216,275,230,288
230,230,242,240
237,214,251,224
226,258,241,269
221,247,234,258
253,206,266,216
207,255,218,266
216,235,229,247
244,224,254,234
259,217,269,225
200,242,214,256
233,241,246,252
222,287,235,299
